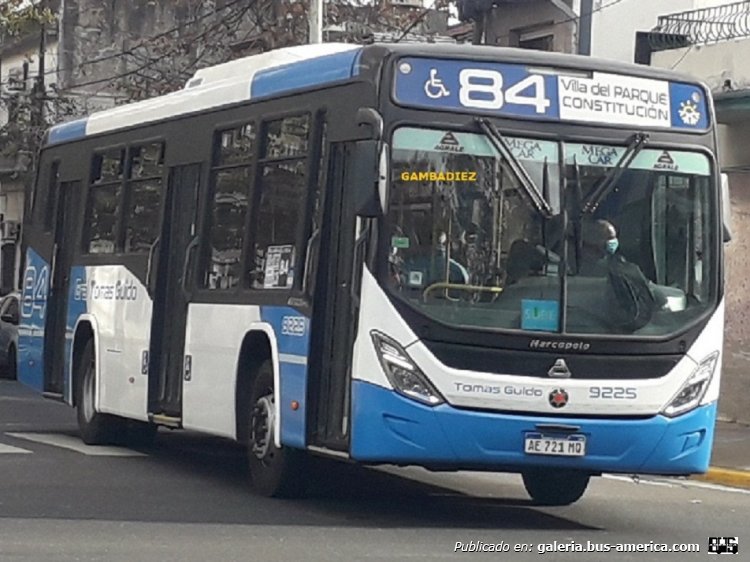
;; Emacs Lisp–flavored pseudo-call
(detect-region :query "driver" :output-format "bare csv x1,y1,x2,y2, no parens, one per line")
580,219,659,331
579,219,619,276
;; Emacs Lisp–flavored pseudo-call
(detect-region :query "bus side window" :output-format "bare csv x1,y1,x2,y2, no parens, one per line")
203,123,256,290
124,143,165,253
84,149,125,254
32,160,59,232
249,115,310,290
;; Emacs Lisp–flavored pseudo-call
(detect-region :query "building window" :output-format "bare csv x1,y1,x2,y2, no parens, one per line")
519,34,554,51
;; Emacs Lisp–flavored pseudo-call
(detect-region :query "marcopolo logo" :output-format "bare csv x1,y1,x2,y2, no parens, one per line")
529,339,591,351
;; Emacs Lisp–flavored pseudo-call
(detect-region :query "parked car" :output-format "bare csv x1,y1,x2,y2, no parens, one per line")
0,292,19,380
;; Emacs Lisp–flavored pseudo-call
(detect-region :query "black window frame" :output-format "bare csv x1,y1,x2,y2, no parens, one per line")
82,138,166,256
200,120,259,291
245,111,315,293
122,141,166,254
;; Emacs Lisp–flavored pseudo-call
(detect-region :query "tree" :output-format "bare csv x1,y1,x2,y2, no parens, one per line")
64,0,449,100
0,0,53,37
0,0,68,178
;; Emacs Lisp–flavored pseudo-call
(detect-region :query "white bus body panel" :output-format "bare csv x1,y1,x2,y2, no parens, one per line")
182,303,282,444
76,266,152,421
353,265,724,417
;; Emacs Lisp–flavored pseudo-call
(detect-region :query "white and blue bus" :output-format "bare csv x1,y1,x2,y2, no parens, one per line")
19,43,728,504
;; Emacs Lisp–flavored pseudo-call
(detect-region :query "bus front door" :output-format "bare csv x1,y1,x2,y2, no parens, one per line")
307,142,363,451
45,181,81,397
147,164,201,422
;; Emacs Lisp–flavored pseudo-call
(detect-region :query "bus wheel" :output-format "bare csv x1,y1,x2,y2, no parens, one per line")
521,468,591,506
247,359,306,498
76,339,121,445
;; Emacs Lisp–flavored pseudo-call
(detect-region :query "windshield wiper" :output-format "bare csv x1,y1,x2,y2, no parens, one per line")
582,132,649,214
476,118,553,218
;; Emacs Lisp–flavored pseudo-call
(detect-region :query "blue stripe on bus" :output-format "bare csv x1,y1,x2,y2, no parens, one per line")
259,305,311,449
18,248,49,392
349,380,715,474
47,117,88,145
250,49,363,99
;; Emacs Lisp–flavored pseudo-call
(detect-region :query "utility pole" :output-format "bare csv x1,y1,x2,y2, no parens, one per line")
309,0,323,43
34,0,47,129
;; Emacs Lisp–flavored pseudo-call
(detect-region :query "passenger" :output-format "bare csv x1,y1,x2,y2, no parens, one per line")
580,219,657,331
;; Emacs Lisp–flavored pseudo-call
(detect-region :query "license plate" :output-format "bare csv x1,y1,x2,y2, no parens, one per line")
524,433,586,457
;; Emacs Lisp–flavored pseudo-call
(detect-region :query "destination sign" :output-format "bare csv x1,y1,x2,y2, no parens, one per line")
393,57,709,132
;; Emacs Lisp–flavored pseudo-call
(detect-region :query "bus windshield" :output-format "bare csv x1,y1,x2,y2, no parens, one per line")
386,127,716,337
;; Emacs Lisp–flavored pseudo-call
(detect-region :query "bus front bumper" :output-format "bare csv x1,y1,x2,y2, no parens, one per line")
349,380,716,475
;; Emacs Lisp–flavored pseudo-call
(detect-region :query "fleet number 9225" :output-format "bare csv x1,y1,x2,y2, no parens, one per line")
588,386,637,400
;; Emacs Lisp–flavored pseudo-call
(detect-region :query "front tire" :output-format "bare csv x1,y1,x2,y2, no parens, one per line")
246,359,306,497
522,468,591,506
75,339,122,445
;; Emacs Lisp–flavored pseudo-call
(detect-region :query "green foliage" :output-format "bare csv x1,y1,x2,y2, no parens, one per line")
0,0,54,37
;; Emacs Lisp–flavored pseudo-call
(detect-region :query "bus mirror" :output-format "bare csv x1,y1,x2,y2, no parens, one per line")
349,139,382,217
721,173,732,243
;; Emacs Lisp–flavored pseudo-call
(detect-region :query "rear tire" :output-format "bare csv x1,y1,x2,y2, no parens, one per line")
246,359,307,498
75,339,123,445
522,468,590,506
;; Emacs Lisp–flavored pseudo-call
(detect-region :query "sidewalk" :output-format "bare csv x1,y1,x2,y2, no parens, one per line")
695,420,750,488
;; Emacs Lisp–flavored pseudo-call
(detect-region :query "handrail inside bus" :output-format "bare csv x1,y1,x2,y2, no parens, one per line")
422,282,504,301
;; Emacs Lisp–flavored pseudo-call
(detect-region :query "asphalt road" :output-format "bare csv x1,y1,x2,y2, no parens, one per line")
0,379,747,562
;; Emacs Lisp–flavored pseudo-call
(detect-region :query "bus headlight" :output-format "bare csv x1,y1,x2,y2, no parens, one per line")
371,331,444,406
662,352,719,418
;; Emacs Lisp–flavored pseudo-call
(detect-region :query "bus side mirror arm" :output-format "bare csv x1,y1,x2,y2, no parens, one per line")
348,140,388,218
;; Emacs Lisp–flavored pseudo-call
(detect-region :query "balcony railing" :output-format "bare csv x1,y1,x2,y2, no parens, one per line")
651,0,750,49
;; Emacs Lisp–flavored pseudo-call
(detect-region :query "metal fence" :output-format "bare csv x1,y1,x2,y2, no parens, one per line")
651,0,750,49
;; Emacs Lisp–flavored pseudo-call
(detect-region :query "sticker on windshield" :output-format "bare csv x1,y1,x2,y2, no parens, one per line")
654,151,677,171
263,245,295,289
408,271,424,287
392,236,410,249
522,299,559,332
434,132,464,153
566,144,710,176
393,128,558,164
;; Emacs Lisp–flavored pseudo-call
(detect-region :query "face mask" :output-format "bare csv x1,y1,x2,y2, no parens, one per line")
606,238,619,255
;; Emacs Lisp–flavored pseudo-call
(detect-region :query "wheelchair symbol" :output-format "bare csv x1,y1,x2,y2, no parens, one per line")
424,69,450,99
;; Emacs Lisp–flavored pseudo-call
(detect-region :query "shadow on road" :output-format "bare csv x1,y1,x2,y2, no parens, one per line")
0,380,598,531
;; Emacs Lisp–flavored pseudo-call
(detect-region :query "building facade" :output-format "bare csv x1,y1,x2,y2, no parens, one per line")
0,10,59,294
649,0,750,424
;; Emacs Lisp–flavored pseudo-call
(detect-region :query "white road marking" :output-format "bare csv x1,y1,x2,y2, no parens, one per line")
5,433,146,457
603,474,750,494
0,443,32,454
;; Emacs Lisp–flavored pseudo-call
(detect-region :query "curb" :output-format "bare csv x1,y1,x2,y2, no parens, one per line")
693,467,750,489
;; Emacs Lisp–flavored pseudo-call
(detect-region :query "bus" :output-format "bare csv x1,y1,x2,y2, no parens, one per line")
19,42,729,505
